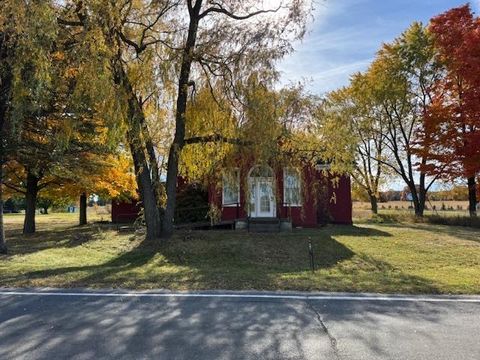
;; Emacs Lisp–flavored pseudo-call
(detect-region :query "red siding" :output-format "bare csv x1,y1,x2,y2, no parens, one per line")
208,163,353,227
277,166,317,227
114,169,353,226
323,174,353,225
111,199,140,223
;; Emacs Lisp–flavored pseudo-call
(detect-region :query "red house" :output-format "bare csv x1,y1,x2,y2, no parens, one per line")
112,163,352,228
208,163,352,228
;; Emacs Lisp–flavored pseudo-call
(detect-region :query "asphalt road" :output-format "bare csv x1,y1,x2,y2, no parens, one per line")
0,290,479,360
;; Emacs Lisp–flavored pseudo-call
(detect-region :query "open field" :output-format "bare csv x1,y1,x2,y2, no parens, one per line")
353,200,472,220
1,213,479,294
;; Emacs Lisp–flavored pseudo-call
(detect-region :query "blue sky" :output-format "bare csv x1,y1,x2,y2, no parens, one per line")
279,0,480,95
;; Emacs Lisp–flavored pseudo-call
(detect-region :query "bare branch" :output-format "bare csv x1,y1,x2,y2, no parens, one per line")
199,3,282,20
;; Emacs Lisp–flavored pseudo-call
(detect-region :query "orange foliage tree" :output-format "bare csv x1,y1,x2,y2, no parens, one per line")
38,154,137,225
424,5,480,216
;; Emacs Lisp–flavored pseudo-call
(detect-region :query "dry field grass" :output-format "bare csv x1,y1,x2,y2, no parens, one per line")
353,200,471,219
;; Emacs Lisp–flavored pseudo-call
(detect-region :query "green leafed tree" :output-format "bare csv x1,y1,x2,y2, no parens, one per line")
318,73,388,214
366,22,443,217
0,0,61,248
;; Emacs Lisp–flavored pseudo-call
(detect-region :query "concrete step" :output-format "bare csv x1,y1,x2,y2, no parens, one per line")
249,222,280,232
249,217,280,225
247,217,292,232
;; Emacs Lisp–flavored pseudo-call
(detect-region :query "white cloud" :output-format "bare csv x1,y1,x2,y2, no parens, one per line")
277,0,381,94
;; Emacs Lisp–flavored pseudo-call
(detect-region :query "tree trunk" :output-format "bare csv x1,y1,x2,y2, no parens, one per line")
163,145,181,237
0,166,7,254
43,206,49,215
408,183,425,217
162,9,201,238
0,30,13,253
467,176,477,217
369,194,378,214
140,115,163,208
129,140,162,240
414,198,425,217
111,56,162,241
23,171,39,234
79,192,87,225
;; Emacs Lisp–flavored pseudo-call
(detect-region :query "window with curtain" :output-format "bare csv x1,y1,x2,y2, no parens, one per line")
222,169,240,206
283,168,301,206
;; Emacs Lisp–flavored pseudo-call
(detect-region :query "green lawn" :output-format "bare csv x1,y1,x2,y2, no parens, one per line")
1,213,479,294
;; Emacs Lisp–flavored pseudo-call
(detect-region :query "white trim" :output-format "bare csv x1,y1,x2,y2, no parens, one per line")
222,168,240,207
248,165,274,179
283,167,302,207
1,290,480,303
248,165,276,218
316,163,331,171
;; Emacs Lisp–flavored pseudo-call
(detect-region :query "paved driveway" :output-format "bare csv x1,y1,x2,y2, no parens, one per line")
0,290,479,359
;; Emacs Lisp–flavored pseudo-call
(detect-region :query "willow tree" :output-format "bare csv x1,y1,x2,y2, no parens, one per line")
161,0,312,237
179,78,322,211
59,0,312,239
58,0,174,240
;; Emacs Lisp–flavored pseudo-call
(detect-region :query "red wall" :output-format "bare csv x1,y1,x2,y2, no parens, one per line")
317,173,353,225
208,164,353,227
113,170,353,226
111,199,140,223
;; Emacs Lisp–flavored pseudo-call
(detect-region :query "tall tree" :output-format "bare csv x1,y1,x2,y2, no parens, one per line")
36,153,137,225
368,23,443,216
426,5,480,216
161,0,311,237
58,0,171,240
0,0,60,242
0,24,14,253
60,0,311,239
319,73,387,214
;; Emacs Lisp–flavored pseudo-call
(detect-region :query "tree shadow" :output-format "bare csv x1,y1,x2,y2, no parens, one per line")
0,293,336,359
6,225,102,256
3,224,126,257
9,239,159,287
315,225,393,238
3,225,439,296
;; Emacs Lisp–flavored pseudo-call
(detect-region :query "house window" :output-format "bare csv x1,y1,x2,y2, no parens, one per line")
222,169,240,206
284,168,301,206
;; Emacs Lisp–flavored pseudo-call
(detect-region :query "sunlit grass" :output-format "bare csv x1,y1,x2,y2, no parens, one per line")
0,213,479,294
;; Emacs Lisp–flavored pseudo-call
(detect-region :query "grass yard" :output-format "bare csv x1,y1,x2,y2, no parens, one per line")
1,213,479,294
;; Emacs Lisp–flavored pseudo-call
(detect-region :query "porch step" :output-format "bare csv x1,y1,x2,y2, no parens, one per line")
245,218,292,232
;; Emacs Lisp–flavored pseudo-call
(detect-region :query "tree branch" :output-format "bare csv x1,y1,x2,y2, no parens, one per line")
184,134,252,146
199,4,282,20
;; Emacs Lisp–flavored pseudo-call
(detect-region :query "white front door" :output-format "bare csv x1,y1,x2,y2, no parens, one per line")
249,178,275,218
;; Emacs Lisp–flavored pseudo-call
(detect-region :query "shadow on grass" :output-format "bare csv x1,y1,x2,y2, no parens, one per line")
4,224,115,256
316,225,393,238
2,224,439,295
